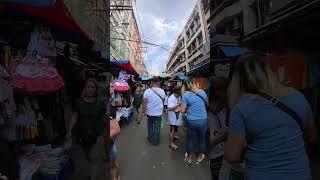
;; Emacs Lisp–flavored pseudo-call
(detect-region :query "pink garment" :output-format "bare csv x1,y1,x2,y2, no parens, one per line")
10,58,64,95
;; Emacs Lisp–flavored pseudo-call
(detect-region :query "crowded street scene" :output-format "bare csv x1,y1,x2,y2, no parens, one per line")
1,0,320,180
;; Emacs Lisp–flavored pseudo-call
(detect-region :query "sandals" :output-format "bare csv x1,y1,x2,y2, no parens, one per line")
185,153,192,164
196,154,205,164
169,144,178,150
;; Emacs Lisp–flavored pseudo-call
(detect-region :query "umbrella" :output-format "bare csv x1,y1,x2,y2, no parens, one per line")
112,80,130,92
140,76,153,81
159,73,172,79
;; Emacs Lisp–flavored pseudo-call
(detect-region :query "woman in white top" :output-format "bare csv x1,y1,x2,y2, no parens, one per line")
166,86,182,150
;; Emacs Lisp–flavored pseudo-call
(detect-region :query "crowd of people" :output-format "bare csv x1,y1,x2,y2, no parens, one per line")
63,52,318,180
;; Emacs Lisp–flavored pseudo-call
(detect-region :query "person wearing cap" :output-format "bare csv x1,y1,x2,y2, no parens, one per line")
142,77,166,145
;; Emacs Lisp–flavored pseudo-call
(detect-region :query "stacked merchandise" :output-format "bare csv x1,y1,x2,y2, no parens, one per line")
19,140,73,180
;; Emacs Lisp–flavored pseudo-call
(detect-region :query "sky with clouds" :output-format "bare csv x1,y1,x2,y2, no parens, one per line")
134,0,196,75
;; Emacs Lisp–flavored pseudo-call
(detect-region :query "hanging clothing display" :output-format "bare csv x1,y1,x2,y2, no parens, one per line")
15,97,41,140
112,80,130,92
10,57,64,95
0,65,15,127
3,45,12,69
193,78,210,91
118,70,130,80
265,52,308,90
27,26,57,57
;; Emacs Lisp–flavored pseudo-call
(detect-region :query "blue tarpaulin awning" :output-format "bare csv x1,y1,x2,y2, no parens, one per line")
219,46,248,57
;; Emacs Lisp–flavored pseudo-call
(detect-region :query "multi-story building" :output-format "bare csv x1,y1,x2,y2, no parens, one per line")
129,12,145,75
166,0,209,74
209,0,272,39
64,0,109,49
110,0,133,61
110,0,146,75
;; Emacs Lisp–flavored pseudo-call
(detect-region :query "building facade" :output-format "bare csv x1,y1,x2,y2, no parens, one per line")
110,0,146,75
129,12,146,75
166,0,209,74
64,0,109,49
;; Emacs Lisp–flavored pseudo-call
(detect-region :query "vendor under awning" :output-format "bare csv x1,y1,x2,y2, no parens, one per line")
111,59,140,76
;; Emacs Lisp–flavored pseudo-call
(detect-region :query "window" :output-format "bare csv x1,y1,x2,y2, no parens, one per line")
198,34,203,46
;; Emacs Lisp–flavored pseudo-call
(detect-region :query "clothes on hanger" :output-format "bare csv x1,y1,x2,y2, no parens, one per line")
265,52,308,90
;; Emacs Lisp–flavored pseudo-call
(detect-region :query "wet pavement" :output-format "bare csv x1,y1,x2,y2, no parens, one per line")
117,110,210,180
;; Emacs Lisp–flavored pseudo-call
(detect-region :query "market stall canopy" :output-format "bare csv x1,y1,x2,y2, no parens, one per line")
139,76,153,81
218,45,248,57
0,0,95,44
159,73,173,79
0,0,56,7
111,59,139,75
171,73,188,81
112,80,131,92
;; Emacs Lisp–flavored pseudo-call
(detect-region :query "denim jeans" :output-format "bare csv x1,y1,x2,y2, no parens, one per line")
186,119,207,154
147,115,162,145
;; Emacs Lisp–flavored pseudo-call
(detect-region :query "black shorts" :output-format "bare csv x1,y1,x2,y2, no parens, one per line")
170,125,178,132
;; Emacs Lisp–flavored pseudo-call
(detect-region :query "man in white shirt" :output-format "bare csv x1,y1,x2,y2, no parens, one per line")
142,77,165,146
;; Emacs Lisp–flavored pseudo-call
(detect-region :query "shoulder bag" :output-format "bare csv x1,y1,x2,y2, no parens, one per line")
150,88,165,104
191,91,208,108
256,91,304,131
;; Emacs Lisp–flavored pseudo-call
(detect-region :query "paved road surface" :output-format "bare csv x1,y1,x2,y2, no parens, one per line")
117,111,210,180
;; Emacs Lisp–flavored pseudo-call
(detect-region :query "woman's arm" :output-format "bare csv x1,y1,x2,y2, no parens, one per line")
110,119,120,139
66,112,78,138
224,134,246,163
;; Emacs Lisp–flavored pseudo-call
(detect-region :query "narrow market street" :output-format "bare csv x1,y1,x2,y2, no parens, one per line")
117,110,210,180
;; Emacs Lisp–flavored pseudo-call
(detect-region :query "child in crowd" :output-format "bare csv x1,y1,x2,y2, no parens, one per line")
207,77,229,180
166,86,182,150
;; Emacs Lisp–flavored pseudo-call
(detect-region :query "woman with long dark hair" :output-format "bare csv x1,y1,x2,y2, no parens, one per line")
67,78,107,180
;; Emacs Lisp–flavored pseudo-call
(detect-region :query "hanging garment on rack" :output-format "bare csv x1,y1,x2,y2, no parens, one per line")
10,57,64,95
306,54,320,87
27,26,57,57
0,65,15,127
15,97,39,141
3,45,12,69
265,52,308,90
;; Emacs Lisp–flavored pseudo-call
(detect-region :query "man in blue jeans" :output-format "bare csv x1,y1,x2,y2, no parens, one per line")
142,78,166,145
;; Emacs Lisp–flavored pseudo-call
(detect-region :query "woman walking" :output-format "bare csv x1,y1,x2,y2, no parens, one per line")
66,79,107,180
181,79,208,164
224,53,318,180
167,86,182,150
132,84,144,124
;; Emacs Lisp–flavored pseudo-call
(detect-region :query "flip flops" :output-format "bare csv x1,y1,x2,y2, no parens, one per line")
196,154,205,164
185,153,192,164
169,144,178,150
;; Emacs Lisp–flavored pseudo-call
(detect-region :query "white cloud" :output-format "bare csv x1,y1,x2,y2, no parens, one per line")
134,0,196,74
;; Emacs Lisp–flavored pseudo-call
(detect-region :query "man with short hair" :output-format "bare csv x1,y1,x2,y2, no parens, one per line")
142,77,166,145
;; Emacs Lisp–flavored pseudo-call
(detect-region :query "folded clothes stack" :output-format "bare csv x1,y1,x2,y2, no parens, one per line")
20,142,72,178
